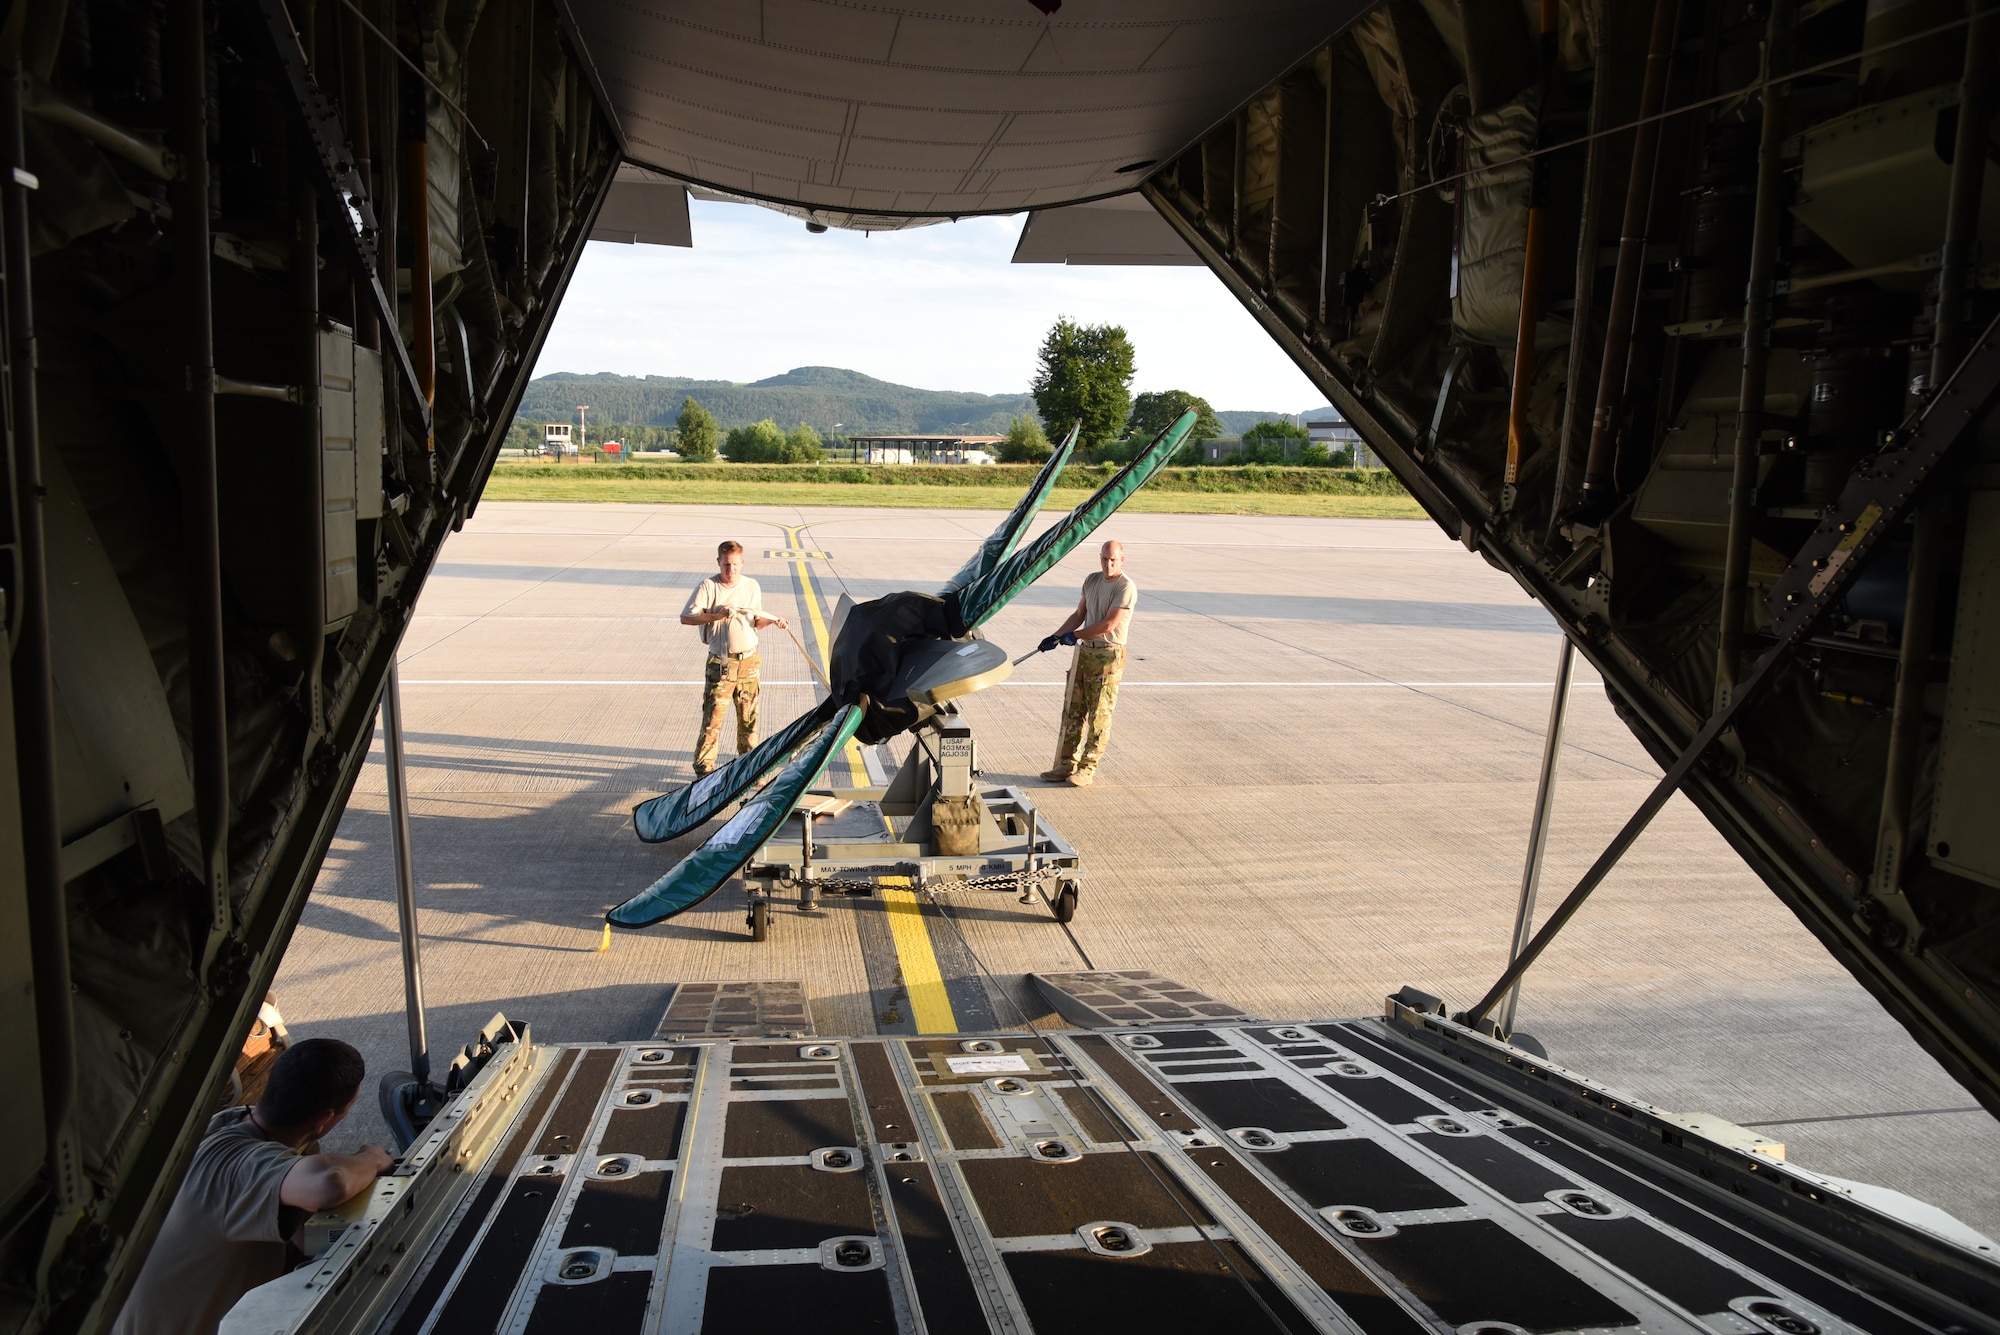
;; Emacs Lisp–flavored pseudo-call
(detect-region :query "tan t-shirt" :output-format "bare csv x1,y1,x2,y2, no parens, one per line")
683,576,764,657
112,1109,302,1335
1079,572,1137,647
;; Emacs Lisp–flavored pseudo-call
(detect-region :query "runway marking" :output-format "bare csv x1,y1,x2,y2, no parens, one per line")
396,679,1604,689
995,680,1605,689
878,880,958,1035
782,525,871,786
397,679,828,686
764,549,828,559
783,525,970,1037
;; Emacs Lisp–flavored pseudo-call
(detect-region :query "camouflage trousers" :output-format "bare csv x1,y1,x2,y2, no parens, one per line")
1053,645,1124,774
695,653,760,771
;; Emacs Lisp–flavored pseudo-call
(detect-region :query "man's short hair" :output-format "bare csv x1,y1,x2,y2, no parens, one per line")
258,1038,365,1127
717,540,743,558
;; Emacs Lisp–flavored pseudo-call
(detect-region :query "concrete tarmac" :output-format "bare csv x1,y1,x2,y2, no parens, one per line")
275,501,2000,1237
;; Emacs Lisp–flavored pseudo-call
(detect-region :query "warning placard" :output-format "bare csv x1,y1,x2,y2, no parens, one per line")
943,1054,1031,1075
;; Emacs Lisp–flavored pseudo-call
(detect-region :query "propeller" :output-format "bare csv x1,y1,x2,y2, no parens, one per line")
939,421,1080,592
953,409,1195,631
632,423,1083,848
610,407,1195,929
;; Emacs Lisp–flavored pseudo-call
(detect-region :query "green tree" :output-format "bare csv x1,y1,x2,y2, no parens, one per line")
1127,390,1221,445
1295,440,1356,468
1103,391,1224,465
781,423,826,463
1029,318,1136,450
676,397,719,462
724,419,788,462
996,414,1051,463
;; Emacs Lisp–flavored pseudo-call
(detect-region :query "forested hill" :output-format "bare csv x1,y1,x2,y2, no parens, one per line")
517,367,1038,434
517,366,1313,437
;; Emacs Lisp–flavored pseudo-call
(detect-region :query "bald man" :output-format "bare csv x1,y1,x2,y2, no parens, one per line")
1039,540,1137,787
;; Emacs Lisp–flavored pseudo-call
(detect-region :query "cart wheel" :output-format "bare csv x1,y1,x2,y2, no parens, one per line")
749,899,769,942
1052,880,1079,923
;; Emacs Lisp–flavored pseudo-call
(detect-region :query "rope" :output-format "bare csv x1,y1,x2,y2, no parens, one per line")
783,621,832,690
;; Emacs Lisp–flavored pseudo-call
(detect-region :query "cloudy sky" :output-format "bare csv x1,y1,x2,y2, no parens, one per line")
532,198,1325,415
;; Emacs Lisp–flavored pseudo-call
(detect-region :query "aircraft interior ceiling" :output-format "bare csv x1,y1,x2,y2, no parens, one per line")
567,0,1376,229
0,0,1996,1330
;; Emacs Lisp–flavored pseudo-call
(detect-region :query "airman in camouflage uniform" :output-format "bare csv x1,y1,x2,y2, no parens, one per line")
1040,540,1137,787
681,541,787,776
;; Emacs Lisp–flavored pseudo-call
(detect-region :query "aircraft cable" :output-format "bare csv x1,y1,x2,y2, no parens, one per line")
1035,877,1097,970
798,520,855,598
1370,9,1982,209
337,0,491,151
916,886,1303,1333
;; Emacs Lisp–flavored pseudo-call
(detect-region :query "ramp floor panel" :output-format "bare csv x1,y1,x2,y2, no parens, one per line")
304,1016,1998,1335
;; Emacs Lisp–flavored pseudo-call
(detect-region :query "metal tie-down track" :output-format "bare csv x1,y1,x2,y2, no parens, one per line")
225,982,2000,1335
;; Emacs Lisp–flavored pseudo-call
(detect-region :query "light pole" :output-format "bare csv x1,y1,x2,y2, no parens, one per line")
834,423,846,463
576,404,590,462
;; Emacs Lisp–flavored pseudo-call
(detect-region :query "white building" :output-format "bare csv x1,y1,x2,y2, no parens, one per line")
848,434,1004,465
1306,417,1374,467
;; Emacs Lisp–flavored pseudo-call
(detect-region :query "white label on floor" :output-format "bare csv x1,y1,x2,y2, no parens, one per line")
945,1055,1031,1075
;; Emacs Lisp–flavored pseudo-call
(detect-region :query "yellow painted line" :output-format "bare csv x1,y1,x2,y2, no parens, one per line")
784,525,870,785
783,529,955,1036
878,878,958,1034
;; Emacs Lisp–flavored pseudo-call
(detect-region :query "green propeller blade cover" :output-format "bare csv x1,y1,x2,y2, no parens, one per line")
940,421,1081,591
610,704,864,927
633,697,839,843
956,408,1196,629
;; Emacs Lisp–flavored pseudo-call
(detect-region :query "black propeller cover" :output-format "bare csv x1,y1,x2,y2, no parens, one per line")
828,590,970,742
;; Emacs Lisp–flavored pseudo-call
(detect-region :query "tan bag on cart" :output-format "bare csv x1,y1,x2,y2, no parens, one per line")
932,795,982,857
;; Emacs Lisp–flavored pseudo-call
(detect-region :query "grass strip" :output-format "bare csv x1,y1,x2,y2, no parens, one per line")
481,461,1423,517
490,459,1412,495
477,476,1427,518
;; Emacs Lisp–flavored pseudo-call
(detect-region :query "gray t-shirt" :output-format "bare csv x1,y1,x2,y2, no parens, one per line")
683,576,764,657
113,1109,300,1335
1079,572,1137,647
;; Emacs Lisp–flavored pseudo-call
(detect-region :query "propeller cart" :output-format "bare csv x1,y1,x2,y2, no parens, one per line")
739,638,1083,941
